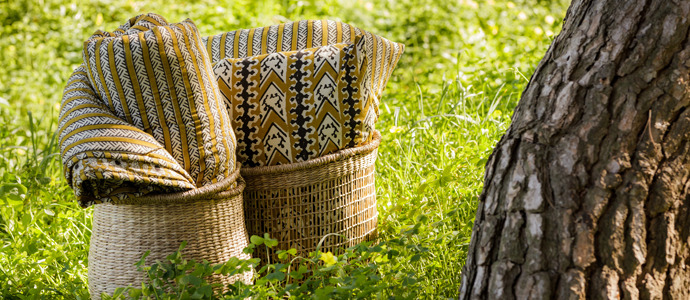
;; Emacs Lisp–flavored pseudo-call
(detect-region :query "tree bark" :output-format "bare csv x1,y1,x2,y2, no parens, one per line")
459,0,690,299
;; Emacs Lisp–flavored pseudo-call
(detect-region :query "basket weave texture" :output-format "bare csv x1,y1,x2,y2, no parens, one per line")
242,131,381,262
88,169,252,299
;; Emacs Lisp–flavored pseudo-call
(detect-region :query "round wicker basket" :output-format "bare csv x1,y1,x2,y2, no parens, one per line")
241,131,381,263
88,169,252,299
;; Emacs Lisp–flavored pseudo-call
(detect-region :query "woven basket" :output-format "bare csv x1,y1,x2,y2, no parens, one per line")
242,131,381,263
88,169,252,299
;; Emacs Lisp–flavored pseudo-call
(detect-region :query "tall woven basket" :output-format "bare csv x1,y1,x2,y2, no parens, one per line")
88,169,252,299
242,131,381,263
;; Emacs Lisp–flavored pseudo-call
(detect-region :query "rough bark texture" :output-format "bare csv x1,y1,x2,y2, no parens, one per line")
459,0,690,299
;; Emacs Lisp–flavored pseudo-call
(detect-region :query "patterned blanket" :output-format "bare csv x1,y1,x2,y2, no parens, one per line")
59,14,236,207
203,20,405,116
59,14,403,207
213,36,373,167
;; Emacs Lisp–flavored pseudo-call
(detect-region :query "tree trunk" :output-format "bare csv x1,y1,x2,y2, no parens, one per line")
459,0,690,299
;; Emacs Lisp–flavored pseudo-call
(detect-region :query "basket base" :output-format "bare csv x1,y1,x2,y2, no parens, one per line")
242,131,381,264
88,194,252,299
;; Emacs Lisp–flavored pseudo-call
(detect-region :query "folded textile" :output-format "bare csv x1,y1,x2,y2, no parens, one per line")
203,20,405,118
60,15,402,206
213,36,371,167
59,14,237,207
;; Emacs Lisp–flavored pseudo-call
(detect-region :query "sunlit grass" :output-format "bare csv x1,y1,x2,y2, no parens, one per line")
0,0,569,297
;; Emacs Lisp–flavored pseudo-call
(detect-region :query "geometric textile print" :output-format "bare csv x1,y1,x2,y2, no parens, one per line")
203,20,405,119
60,13,237,207
213,36,370,167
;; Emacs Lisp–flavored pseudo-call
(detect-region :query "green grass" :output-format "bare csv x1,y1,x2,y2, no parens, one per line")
0,0,568,298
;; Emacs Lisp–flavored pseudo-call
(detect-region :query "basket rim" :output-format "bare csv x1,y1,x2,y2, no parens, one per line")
106,168,244,205
241,130,381,177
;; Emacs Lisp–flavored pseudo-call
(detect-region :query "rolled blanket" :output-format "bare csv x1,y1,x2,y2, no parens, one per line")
59,14,237,207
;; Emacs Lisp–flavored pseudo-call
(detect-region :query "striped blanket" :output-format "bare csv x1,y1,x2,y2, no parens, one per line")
59,14,403,207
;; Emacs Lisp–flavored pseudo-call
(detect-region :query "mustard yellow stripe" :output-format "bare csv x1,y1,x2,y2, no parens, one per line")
261,26,270,55
153,27,191,172
220,32,228,59
58,103,102,125
247,28,255,57
61,94,98,110
139,31,173,153
277,23,285,52
164,25,208,186
71,70,89,77
138,15,164,26
73,70,89,78
206,35,214,62
129,15,141,26
92,164,130,183
395,44,404,70
63,136,162,156
307,20,314,48
321,20,328,46
64,79,83,89
131,25,152,32
60,124,148,149
336,22,342,43
122,34,154,135
65,75,90,87
189,26,233,178
107,41,134,124
93,39,115,110
233,30,240,58
91,164,113,180
108,194,119,202
291,21,299,50
91,30,108,38
176,23,221,182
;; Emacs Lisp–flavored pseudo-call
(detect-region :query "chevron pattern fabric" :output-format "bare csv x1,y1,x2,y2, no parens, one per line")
203,20,405,118
214,36,372,167
60,14,403,206
60,14,237,207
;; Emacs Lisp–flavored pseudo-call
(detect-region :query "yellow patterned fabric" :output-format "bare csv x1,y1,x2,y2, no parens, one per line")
203,20,405,117
214,36,371,167
59,14,237,207
60,15,402,206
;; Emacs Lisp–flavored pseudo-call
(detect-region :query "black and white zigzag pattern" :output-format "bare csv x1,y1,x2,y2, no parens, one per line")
203,19,405,122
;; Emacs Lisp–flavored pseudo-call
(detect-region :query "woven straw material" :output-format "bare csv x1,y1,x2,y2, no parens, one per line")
88,170,252,299
242,131,381,262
